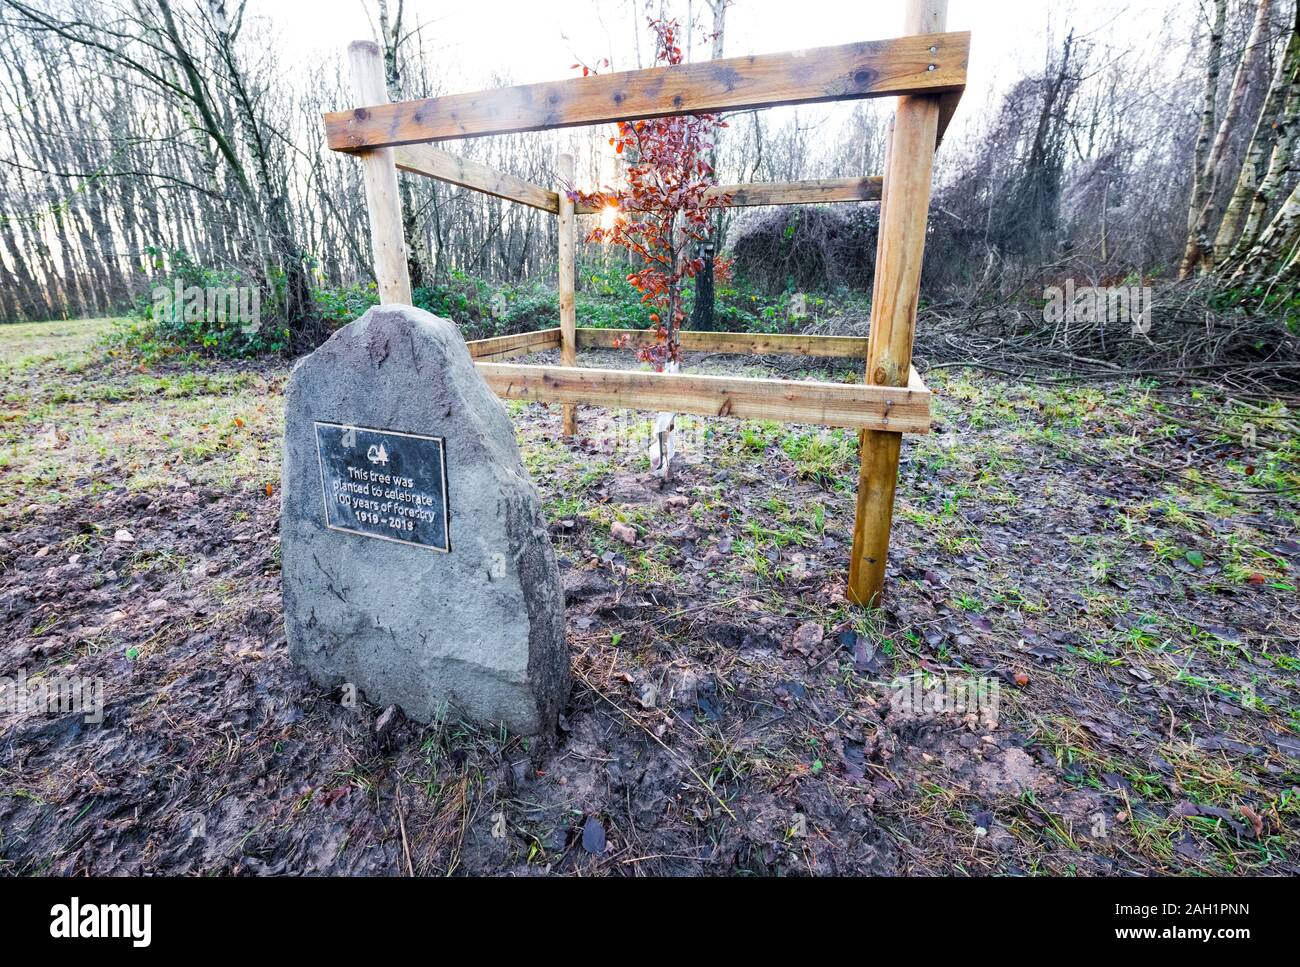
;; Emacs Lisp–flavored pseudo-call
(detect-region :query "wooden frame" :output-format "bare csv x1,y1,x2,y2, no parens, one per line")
329,0,963,605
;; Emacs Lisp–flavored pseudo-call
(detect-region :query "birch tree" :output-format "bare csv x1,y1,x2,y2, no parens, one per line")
1217,3,1300,267
1181,0,1271,277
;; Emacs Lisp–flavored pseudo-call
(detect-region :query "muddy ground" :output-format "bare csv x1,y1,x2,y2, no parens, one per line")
1,319,1298,875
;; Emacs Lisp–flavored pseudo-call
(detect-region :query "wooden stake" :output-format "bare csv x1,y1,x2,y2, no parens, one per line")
348,41,411,305
557,152,577,436
847,0,947,607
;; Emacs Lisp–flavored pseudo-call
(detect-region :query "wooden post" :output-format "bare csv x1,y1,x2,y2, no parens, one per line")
847,0,946,607
557,152,577,436
348,41,411,305
870,119,895,305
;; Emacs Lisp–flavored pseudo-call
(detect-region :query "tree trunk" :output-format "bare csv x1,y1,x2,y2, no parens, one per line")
1179,0,1229,278
1223,10,1300,271
1228,172,1300,286
1182,0,1270,277
193,0,319,346
692,238,717,330
689,0,726,333
1214,8,1297,263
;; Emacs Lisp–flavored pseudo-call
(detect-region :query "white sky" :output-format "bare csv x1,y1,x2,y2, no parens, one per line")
266,0,1192,107
260,0,1194,174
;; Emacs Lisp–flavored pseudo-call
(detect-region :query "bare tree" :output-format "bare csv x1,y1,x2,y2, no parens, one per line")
689,0,727,332
1181,0,1272,277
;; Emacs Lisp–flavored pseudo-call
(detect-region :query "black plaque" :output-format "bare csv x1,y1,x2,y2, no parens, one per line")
314,422,450,552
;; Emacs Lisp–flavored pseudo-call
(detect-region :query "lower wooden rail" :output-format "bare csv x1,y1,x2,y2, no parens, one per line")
466,327,561,361
473,361,930,433
463,327,930,432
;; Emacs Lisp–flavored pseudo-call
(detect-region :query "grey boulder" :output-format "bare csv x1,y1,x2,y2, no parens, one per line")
280,304,569,735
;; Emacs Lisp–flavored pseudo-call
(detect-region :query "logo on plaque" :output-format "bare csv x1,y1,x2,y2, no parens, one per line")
314,421,450,551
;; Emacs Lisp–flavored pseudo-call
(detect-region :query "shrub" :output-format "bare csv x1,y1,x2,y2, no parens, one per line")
730,206,879,296
315,282,379,328
131,248,286,357
116,251,851,362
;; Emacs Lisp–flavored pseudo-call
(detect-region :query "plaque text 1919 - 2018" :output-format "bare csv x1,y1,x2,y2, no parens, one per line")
313,422,450,551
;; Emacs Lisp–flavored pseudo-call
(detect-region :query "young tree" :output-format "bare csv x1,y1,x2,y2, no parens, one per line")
568,18,730,373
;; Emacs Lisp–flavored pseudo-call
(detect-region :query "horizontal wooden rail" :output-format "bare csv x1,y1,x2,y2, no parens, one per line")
327,32,969,149
466,327,561,361
574,177,882,214
468,327,872,360
715,177,883,208
394,154,882,213
576,327,870,358
394,144,560,212
474,361,930,433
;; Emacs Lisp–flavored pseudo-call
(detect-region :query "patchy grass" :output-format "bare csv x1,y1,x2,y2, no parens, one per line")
0,320,1297,876
0,322,281,512
0,317,119,371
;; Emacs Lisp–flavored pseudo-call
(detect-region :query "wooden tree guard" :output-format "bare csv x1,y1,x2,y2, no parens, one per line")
329,0,965,606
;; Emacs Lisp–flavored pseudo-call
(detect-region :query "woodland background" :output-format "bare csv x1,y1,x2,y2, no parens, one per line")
0,0,1298,385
